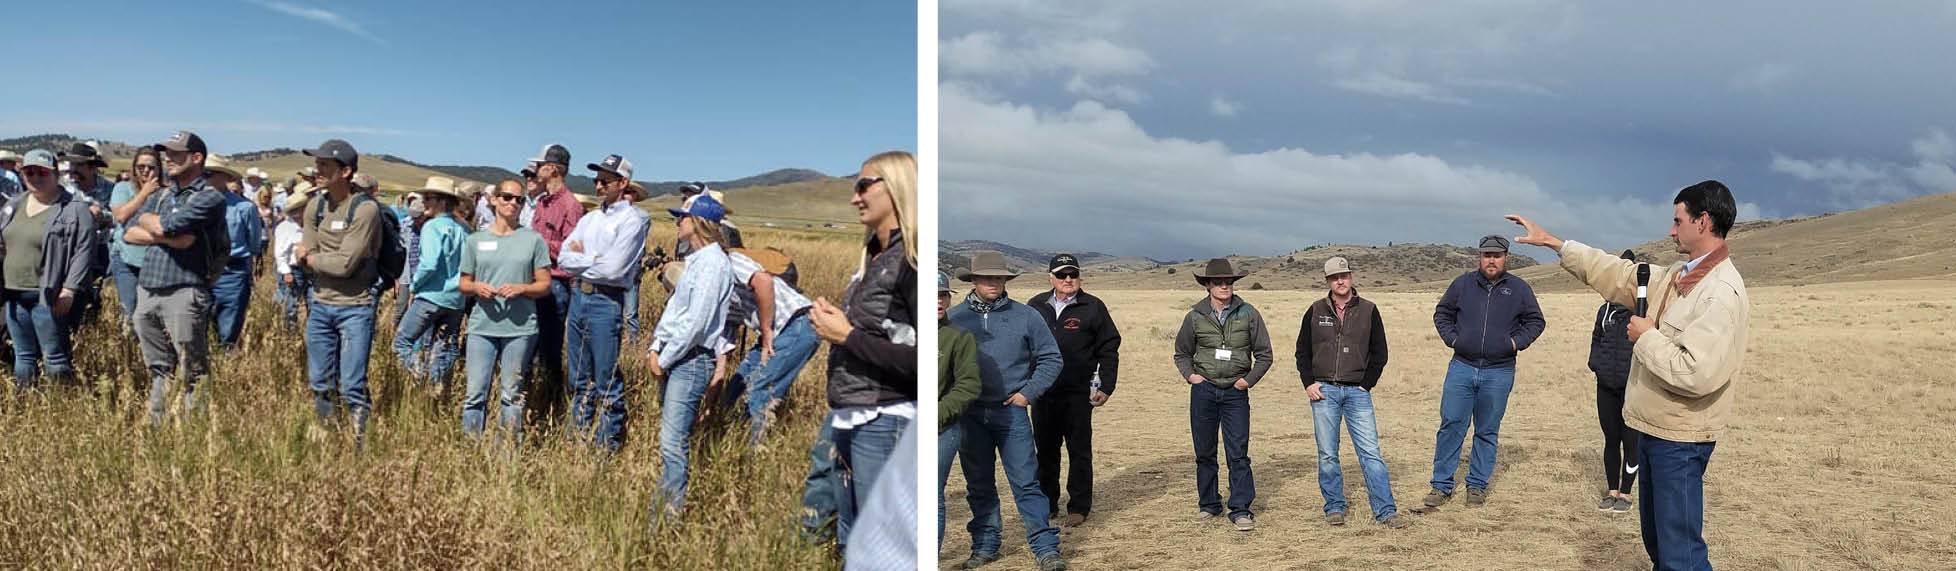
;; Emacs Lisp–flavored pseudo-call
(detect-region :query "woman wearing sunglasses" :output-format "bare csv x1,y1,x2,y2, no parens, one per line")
801,150,920,551
0,149,100,387
456,180,554,438
106,147,163,323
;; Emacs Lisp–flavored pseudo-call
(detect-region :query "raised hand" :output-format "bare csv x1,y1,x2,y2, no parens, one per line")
1505,214,1564,252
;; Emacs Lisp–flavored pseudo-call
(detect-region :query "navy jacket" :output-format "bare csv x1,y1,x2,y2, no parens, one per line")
1432,271,1546,369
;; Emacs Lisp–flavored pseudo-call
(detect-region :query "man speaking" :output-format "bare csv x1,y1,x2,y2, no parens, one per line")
1505,180,1750,571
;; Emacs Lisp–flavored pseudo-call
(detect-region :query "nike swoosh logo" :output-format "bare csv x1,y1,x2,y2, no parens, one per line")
1626,464,1640,474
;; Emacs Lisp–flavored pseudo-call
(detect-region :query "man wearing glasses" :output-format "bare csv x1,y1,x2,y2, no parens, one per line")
1024,254,1121,528
557,154,649,451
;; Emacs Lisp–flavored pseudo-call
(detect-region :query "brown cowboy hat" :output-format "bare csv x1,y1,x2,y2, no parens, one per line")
1193,257,1249,283
955,250,1021,282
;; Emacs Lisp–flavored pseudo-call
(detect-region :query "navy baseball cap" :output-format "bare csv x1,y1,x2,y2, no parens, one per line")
304,139,360,170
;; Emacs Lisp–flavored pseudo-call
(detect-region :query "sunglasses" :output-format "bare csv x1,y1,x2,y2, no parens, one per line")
1052,271,1080,280
854,176,884,194
493,194,526,204
22,167,55,177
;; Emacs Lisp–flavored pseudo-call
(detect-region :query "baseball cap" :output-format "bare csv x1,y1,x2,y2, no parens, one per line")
937,271,952,294
19,149,56,171
668,193,726,223
303,139,360,170
527,143,570,167
152,130,208,154
352,173,378,191
587,154,634,181
1477,235,1510,253
1049,254,1080,273
1323,256,1353,277
0,149,20,163
679,181,706,196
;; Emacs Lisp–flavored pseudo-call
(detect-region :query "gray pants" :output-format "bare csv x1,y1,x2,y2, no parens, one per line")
136,285,212,423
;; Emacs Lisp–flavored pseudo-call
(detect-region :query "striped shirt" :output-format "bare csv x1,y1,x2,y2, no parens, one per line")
648,242,735,370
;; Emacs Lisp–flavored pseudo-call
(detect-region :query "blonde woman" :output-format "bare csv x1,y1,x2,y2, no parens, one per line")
801,150,919,552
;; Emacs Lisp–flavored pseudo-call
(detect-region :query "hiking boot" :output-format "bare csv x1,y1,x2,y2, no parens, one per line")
1423,489,1453,507
962,551,1000,569
1466,488,1489,507
1063,513,1088,527
1612,496,1633,513
1231,513,1256,531
1324,511,1347,526
1379,514,1412,529
1597,494,1617,512
1036,552,1070,571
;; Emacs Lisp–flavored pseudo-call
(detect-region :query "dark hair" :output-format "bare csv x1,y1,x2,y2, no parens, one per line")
1673,180,1736,238
129,146,160,183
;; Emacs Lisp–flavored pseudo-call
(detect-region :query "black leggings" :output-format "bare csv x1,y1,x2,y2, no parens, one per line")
1598,384,1642,493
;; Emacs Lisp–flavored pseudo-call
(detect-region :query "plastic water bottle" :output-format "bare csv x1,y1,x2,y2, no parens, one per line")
1090,370,1102,394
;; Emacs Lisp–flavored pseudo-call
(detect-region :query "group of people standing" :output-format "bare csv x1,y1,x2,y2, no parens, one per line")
0,133,924,556
940,181,1749,571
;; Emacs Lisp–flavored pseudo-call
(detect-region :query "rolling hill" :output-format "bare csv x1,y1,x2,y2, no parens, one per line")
940,239,1540,290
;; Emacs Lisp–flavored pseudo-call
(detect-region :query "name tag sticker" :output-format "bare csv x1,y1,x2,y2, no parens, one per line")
478,241,499,252
1214,348,1233,361
329,220,347,231
1342,347,1350,353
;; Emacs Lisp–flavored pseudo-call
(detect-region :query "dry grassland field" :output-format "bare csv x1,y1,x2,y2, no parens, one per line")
940,279,1956,570
0,217,872,569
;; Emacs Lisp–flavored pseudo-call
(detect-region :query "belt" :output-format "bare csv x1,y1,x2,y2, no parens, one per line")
576,279,626,297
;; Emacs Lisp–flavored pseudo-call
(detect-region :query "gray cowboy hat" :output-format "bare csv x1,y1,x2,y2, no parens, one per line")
955,250,1022,282
1193,257,1250,283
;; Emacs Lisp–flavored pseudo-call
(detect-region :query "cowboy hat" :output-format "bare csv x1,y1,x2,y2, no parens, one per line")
418,175,462,200
204,154,242,180
955,250,1021,282
1193,257,1249,283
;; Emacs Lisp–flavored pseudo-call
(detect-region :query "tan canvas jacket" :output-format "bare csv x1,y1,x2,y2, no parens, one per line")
1559,240,1750,443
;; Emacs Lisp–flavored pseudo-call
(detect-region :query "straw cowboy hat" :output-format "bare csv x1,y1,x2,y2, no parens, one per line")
418,176,462,200
1193,257,1250,283
204,154,242,179
956,250,1021,282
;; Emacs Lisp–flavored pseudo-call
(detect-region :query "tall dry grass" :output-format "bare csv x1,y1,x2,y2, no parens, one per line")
0,220,869,569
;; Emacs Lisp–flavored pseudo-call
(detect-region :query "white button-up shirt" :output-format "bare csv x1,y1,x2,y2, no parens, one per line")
555,199,649,288
729,251,813,336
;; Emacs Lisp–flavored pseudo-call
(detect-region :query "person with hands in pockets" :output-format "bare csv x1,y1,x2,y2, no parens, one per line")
1171,257,1273,533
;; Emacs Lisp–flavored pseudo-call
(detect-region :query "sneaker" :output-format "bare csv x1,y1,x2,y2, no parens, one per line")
1378,514,1412,529
1465,488,1489,507
1231,513,1256,531
1036,552,1070,571
1324,511,1347,526
962,552,1000,569
1597,494,1616,512
1196,510,1220,521
1612,497,1633,513
1423,489,1453,507
1063,513,1088,527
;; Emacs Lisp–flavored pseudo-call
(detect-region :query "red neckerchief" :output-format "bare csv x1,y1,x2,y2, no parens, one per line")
1675,244,1729,296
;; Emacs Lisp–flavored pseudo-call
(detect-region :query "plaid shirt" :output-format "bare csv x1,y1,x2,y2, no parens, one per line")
529,186,583,280
137,175,229,290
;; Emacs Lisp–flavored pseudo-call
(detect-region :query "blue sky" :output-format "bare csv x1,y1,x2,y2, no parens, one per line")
940,0,1956,260
0,0,916,180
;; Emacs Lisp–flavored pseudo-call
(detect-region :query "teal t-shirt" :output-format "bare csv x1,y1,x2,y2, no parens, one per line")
460,228,552,337
108,181,145,267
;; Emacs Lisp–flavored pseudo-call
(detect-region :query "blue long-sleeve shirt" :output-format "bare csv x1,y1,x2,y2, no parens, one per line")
946,296,1063,404
408,214,467,309
1433,270,1547,369
555,200,648,288
648,241,734,370
223,191,264,260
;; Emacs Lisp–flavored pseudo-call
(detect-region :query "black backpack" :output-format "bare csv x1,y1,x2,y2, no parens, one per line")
312,193,406,291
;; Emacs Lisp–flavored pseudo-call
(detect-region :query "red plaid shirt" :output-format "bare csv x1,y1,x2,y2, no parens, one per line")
530,185,584,280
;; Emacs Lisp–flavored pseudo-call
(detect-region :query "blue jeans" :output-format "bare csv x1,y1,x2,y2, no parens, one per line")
566,287,627,450
1310,383,1398,520
4,289,75,387
273,274,307,327
1431,359,1516,493
936,420,963,545
109,253,141,320
835,412,910,548
801,422,842,539
533,278,571,412
727,314,820,443
623,278,641,340
1641,437,1717,571
307,301,376,433
463,333,534,436
652,348,714,514
210,258,253,348
959,402,1059,557
1190,381,1255,518
393,297,462,385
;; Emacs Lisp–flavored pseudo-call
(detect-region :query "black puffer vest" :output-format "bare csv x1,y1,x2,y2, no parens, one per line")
826,230,918,408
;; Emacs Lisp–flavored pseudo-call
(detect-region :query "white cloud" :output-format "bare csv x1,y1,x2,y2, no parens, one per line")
1730,62,1797,92
1334,73,1470,105
1063,76,1145,105
1209,96,1241,117
247,0,385,46
1769,129,1956,207
940,32,1152,80
940,83,1658,258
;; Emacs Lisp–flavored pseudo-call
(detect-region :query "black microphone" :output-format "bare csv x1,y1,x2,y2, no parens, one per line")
1635,263,1650,317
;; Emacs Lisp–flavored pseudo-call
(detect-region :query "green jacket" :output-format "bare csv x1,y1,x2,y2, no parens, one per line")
938,320,983,427
1172,295,1274,388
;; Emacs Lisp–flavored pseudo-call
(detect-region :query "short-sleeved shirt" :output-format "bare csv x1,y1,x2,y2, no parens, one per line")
460,228,551,337
108,181,145,267
3,202,52,290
